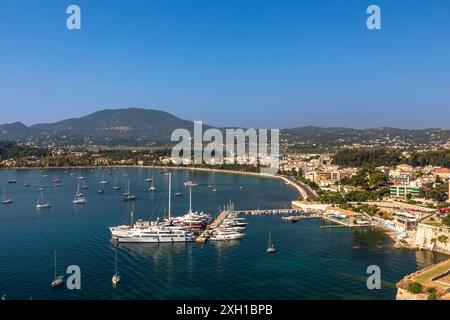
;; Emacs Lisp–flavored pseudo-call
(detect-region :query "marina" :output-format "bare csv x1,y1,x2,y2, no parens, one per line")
0,167,447,300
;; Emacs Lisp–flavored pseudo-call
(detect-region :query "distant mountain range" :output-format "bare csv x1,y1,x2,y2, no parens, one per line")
0,108,199,145
0,108,449,148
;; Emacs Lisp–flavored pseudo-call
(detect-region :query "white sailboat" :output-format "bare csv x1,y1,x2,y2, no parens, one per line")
8,172,17,184
174,174,181,196
36,190,51,209
73,183,87,204
211,173,217,192
50,251,64,288
77,169,84,180
1,187,12,205
184,169,199,187
123,178,136,201
100,171,108,185
149,176,156,192
112,247,121,286
145,172,152,182
266,230,276,254
112,176,121,190
97,182,105,194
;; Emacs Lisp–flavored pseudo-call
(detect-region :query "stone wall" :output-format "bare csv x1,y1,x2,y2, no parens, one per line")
413,223,450,255
396,288,427,300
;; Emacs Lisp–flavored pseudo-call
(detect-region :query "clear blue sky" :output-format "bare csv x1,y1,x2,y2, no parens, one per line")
1,0,449,129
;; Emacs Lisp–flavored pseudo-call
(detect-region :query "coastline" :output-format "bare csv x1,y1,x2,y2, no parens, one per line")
2,165,448,300
1,165,306,199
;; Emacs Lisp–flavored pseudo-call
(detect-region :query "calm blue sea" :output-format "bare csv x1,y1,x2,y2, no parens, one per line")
0,168,447,300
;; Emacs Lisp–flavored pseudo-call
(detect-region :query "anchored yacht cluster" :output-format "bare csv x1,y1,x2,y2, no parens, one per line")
109,173,246,243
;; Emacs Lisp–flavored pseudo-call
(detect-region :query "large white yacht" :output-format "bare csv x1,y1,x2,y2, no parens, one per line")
170,188,212,229
210,229,246,241
210,210,247,241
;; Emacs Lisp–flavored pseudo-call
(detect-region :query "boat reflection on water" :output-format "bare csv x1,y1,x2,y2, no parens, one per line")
113,241,191,261
210,239,241,250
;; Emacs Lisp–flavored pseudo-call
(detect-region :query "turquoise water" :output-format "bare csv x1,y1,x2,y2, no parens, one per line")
0,168,447,300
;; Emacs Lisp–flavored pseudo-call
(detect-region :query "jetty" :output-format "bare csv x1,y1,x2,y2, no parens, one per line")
197,202,305,243
282,215,320,222
196,210,230,243
236,208,303,215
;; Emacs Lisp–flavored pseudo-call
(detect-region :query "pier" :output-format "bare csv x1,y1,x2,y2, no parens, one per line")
196,206,308,243
282,215,320,222
196,203,376,244
196,210,231,243
236,208,303,215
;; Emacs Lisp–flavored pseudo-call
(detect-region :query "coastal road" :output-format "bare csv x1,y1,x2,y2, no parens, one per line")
278,175,318,200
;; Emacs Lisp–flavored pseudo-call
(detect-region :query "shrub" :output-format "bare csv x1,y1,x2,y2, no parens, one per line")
427,287,437,300
407,282,423,294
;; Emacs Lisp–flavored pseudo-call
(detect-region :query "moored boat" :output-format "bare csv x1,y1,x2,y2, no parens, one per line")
110,173,194,243
73,183,87,204
50,251,64,288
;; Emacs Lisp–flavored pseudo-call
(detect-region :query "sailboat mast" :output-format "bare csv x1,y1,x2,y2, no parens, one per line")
168,173,171,220
114,248,118,275
189,187,192,213
130,204,134,227
54,251,57,280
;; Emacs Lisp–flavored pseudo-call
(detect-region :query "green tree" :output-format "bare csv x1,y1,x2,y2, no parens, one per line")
368,170,387,189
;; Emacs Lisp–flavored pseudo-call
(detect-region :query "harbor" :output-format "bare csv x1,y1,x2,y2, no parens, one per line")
0,167,447,300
